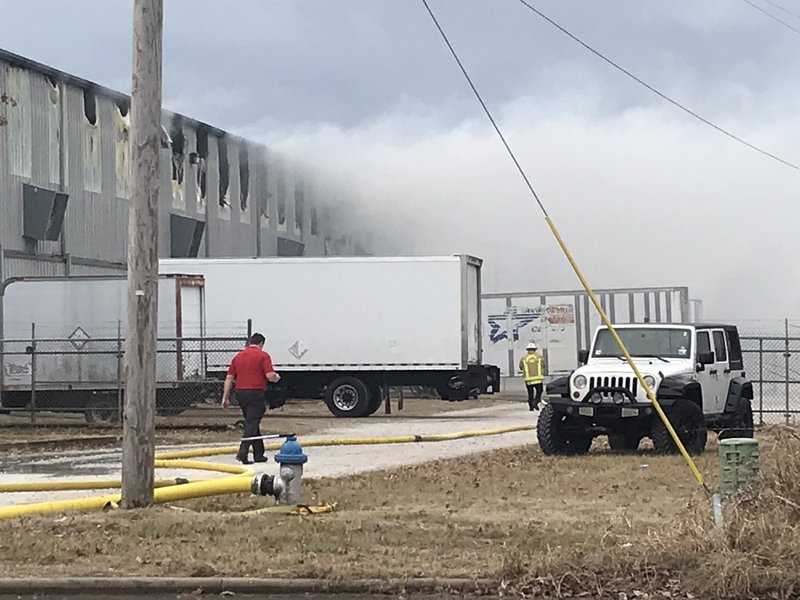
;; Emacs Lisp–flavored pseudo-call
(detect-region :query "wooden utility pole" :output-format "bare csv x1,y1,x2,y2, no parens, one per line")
121,0,164,509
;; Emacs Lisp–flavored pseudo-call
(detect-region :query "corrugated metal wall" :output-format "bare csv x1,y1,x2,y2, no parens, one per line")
0,51,361,282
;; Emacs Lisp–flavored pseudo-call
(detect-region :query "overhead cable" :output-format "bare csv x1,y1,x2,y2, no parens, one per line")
514,0,800,172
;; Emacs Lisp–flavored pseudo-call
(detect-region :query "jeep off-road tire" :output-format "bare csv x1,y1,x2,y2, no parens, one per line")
608,433,642,452
537,404,593,456
651,399,708,455
719,400,755,440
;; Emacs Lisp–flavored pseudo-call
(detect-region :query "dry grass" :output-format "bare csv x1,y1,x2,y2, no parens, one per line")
0,426,794,598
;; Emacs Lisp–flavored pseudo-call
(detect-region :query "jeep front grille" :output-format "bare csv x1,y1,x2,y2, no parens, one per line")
588,376,638,398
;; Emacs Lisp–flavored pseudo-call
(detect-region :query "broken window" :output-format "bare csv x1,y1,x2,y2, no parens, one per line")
277,171,286,227
194,128,209,206
294,178,304,234
170,116,185,185
83,88,97,125
239,142,249,211
310,206,318,236
170,116,186,209
218,137,229,207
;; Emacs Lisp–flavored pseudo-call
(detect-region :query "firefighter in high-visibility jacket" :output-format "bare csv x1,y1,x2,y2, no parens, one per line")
519,342,545,411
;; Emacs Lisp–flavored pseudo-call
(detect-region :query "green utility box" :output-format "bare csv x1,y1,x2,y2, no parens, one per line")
718,438,760,498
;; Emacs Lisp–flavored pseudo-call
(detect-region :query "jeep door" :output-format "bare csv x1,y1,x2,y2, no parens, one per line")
695,329,727,414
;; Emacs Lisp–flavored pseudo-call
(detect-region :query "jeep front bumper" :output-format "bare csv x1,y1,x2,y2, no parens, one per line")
548,396,657,422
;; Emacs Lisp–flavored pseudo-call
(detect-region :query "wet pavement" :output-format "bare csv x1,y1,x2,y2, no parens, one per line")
0,403,534,507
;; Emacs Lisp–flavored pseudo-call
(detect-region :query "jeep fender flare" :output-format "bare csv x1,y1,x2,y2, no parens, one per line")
546,375,571,398
656,373,702,409
724,377,753,414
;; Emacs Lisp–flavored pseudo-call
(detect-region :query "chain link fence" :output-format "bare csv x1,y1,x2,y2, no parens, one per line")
742,335,800,425
0,332,248,426
3,327,795,427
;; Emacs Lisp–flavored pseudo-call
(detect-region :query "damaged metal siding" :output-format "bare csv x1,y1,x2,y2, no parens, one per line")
4,64,32,179
81,89,102,194
46,80,62,186
114,101,131,199
0,48,364,282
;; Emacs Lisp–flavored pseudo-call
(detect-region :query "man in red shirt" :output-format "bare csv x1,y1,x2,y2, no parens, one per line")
222,333,281,464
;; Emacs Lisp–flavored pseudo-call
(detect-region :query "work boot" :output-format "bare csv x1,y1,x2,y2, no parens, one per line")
236,453,251,465
252,455,268,463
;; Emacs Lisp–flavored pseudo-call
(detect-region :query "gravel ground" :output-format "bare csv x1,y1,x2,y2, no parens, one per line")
0,402,535,508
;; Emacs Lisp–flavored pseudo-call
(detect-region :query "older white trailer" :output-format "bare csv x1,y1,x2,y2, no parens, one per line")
0,274,214,422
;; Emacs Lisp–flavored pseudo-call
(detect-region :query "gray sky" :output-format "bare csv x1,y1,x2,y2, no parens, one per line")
2,0,799,323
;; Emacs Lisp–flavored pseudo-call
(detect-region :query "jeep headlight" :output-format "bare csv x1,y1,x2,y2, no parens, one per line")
573,374,587,389
643,375,657,389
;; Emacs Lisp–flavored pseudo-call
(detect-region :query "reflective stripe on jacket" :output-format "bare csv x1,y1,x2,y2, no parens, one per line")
519,352,544,384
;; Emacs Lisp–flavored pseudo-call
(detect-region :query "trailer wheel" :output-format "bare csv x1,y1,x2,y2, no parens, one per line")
366,387,385,416
325,377,371,418
84,400,121,425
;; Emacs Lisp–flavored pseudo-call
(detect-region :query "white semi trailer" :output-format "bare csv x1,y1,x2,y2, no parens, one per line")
160,255,501,417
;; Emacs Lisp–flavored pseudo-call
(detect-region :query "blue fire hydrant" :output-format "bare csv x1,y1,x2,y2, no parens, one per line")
274,435,308,505
250,434,308,505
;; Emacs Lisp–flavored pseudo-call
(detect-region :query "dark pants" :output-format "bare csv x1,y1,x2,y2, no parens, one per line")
236,389,267,459
526,383,543,409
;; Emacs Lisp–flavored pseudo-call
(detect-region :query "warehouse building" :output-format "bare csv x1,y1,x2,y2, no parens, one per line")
0,49,365,281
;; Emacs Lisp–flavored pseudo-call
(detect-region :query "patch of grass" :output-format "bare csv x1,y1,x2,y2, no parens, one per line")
0,428,794,599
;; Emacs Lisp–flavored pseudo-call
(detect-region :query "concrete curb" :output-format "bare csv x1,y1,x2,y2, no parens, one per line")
0,577,497,595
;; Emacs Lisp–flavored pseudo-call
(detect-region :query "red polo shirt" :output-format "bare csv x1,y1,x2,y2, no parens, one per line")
227,345,275,390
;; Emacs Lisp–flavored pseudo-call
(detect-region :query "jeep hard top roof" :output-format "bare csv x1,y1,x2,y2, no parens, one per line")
597,323,739,330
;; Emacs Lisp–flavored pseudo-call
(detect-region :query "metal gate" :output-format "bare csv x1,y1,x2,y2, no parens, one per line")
742,335,800,425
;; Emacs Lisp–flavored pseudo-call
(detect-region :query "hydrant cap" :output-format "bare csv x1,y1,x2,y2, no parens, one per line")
275,434,308,465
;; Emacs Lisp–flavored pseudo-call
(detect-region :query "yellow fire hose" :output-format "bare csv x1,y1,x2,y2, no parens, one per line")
0,424,535,520
155,423,537,460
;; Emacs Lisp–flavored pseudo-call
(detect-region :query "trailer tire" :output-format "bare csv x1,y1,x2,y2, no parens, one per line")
325,377,371,418
84,400,121,425
366,387,384,416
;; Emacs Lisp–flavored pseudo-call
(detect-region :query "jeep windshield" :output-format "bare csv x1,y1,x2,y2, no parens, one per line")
592,327,692,360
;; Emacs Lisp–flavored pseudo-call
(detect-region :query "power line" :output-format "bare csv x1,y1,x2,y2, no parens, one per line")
514,0,800,172
419,0,547,216
419,0,710,490
743,0,800,35
761,0,800,21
